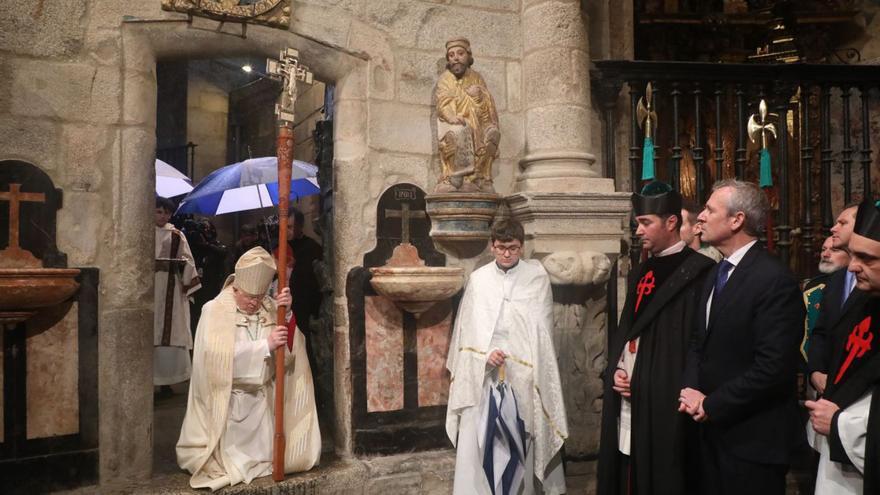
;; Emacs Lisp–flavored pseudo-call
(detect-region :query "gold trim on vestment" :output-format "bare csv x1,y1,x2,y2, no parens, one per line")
458,346,534,368
534,385,567,441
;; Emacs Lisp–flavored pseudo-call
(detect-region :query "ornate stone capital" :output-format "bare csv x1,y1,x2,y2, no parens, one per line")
541,251,612,287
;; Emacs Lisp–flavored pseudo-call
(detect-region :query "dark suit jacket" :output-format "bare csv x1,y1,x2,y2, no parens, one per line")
683,243,806,465
807,268,867,374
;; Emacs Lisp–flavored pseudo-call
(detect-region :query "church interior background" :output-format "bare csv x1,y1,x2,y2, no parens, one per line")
1,0,880,493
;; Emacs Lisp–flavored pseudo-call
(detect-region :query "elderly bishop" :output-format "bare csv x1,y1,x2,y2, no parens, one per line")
176,247,321,490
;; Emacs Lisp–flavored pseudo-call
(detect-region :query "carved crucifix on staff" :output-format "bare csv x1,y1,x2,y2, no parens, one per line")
266,47,315,482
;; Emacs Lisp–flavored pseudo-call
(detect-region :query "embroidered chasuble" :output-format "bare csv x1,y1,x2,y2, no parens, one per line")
447,259,568,494
176,286,321,490
154,223,201,386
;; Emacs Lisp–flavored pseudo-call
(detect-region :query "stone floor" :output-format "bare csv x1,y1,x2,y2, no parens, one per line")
51,379,598,494
53,384,813,494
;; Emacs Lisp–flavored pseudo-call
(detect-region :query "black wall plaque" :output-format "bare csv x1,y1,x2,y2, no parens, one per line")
348,183,455,454
0,160,68,268
363,183,444,269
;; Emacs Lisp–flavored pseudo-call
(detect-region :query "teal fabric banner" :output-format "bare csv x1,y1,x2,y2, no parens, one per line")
759,148,772,188
641,137,655,181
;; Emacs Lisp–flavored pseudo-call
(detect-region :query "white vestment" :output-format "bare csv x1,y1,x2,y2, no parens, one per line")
810,390,872,494
447,259,569,494
176,286,321,490
154,223,201,385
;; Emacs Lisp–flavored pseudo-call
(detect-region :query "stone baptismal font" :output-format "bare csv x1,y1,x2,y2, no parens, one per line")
369,202,464,317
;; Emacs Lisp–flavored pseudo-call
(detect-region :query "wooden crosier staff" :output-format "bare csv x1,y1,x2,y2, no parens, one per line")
266,48,314,482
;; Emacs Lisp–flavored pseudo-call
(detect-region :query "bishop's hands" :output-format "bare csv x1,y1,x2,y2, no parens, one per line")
678,387,709,422
805,398,840,436
613,369,632,398
267,326,288,351
275,287,291,309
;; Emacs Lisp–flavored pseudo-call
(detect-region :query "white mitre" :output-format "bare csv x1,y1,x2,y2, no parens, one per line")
223,246,276,294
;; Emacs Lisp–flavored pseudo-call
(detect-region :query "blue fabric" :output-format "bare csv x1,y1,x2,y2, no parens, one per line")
843,270,857,308
482,383,528,495
483,395,500,495
175,157,318,215
714,260,733,297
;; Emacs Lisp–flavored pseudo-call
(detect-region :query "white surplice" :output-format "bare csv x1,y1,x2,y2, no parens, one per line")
176,286,321,491
810,390,872,494
447,259,568,494
154,223,201,385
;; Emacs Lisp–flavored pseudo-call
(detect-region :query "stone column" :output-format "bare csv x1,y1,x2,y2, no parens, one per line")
519,0,598,193
512,1,632,479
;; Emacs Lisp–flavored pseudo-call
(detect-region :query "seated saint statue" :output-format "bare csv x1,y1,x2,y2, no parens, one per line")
435,37,501,193
176,247,321,490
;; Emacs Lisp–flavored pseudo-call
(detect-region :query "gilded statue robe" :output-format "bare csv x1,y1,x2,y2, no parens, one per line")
435,67,499,183
176,286,321,490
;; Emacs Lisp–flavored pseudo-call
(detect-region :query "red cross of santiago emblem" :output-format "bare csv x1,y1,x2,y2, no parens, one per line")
834,316,873,385
635,270,655,313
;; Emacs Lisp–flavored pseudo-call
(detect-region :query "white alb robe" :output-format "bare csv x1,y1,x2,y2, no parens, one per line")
810,390,872,494
176,286,321,490
447,259,569,494
154,223,201,385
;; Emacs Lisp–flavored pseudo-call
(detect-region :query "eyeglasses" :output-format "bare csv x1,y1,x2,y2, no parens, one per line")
492,244,522,255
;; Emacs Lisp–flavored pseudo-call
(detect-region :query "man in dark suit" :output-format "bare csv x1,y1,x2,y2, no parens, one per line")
808,204,862,396
679,179,806,495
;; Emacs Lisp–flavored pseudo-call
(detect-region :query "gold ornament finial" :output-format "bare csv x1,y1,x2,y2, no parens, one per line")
747,99,778,150
637,82,658,139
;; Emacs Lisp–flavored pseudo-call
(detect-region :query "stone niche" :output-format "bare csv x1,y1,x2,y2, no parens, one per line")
0,160,99,493
347,183,457,454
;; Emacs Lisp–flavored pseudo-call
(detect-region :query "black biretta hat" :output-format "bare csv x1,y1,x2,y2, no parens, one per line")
854,199,880,242
631,181,682,217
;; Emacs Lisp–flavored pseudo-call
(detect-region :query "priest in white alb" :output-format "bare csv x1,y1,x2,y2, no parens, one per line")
446,219,569,494
154,196,200,393
176,246,321,490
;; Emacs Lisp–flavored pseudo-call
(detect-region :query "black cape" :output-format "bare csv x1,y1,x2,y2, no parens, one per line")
824,296,880,494
598,248,714,495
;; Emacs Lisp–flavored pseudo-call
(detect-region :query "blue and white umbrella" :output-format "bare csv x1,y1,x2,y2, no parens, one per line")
176,157,319,215
479,365,527,495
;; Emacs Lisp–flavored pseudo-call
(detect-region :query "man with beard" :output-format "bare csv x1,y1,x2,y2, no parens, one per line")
598,182,714,495
810,205,863,396
806,200,880,494
803,236,853,383
434,37,500,193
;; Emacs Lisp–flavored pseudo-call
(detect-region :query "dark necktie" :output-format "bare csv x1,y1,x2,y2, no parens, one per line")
714,260,733,298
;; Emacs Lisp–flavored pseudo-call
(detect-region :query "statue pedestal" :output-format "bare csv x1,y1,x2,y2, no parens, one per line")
425,192,501,258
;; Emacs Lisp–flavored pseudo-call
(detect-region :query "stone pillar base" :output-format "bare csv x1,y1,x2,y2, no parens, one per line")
515,151,600,193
